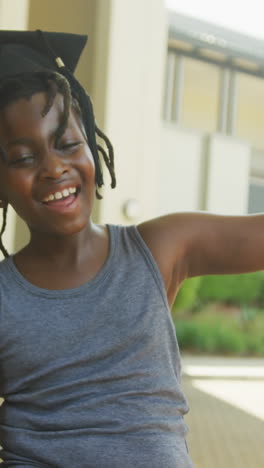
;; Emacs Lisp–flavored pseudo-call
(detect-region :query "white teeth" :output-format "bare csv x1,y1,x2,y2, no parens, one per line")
62,188,70,197
43,186,77,203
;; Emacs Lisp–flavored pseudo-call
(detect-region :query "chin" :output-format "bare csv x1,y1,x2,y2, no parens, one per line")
29,216,91,238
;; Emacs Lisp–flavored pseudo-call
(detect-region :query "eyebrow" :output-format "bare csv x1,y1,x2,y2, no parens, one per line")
6,130,62,149
5,119,80,150
6,137,35,149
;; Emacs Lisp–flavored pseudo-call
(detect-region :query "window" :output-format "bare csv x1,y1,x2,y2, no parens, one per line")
236,73,264,149
248,178,264,213
182,57,220,133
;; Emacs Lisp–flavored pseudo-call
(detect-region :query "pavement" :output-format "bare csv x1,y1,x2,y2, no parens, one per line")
181,355,264,468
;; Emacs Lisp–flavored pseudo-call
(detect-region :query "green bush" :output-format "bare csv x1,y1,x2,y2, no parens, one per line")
246,335,264,354
174,306,264,356
197,272,264,305
172,277,202,316
173,272,264,317
175,320,245,354
254,278,264,306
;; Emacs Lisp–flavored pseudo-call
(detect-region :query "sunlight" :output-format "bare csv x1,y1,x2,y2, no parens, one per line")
184,365,264,378
192,379,264,421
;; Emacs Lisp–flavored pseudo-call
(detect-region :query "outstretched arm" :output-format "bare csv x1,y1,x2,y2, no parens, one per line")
138,213,264,305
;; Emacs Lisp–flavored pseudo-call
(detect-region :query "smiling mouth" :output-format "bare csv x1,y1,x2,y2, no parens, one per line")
42,186,78,203
41,186,81,213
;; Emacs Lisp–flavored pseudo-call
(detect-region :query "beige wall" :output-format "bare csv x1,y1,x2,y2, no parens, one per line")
0,0,29,29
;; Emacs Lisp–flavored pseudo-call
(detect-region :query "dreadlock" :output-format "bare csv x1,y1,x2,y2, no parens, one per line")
0,72,116,258
0,204,8,258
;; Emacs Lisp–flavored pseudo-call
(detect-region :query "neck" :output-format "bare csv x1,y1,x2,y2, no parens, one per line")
21,219,97,266
13,221,109,290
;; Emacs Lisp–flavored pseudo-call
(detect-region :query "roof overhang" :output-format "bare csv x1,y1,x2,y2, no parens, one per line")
168,11,264,76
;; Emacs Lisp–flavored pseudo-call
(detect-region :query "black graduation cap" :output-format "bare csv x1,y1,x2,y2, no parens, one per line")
0,30,87,78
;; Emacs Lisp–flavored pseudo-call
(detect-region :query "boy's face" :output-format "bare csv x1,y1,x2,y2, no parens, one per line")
0,91,96,237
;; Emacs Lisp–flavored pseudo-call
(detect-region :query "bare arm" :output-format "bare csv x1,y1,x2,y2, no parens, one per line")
138,212,264,305
187,212,264,274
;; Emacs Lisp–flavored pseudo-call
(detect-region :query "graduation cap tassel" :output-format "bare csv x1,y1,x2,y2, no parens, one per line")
36,30,104,189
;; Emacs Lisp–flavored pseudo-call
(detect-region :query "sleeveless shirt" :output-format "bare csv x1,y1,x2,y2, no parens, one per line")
0,225,193,467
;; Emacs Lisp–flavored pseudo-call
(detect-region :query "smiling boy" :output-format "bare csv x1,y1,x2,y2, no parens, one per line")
0,30,263,468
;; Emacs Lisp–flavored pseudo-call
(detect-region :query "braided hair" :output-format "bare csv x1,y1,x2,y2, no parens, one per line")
0,71,116,258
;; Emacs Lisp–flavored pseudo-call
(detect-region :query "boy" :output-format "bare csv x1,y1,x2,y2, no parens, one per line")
0,30,263,467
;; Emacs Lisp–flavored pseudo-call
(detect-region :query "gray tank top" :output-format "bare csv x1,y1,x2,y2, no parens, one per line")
0,225,193,467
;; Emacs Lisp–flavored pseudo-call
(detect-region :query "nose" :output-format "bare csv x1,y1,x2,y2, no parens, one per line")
39,151,69,180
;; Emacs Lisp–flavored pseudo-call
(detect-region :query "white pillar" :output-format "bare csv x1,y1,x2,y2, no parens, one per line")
95,0,167,224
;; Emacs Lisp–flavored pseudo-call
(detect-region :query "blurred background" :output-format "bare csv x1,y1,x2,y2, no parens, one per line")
0,0,264,466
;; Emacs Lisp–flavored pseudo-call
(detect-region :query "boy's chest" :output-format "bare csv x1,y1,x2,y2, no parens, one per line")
0,287,171,396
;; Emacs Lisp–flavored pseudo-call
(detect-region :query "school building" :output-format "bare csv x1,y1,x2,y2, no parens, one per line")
1,0,264,257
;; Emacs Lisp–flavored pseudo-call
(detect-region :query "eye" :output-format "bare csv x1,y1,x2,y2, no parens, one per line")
8,154,36,167
59,141,83,152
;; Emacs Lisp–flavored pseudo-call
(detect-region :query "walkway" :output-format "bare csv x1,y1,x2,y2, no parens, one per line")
182,355,264,468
